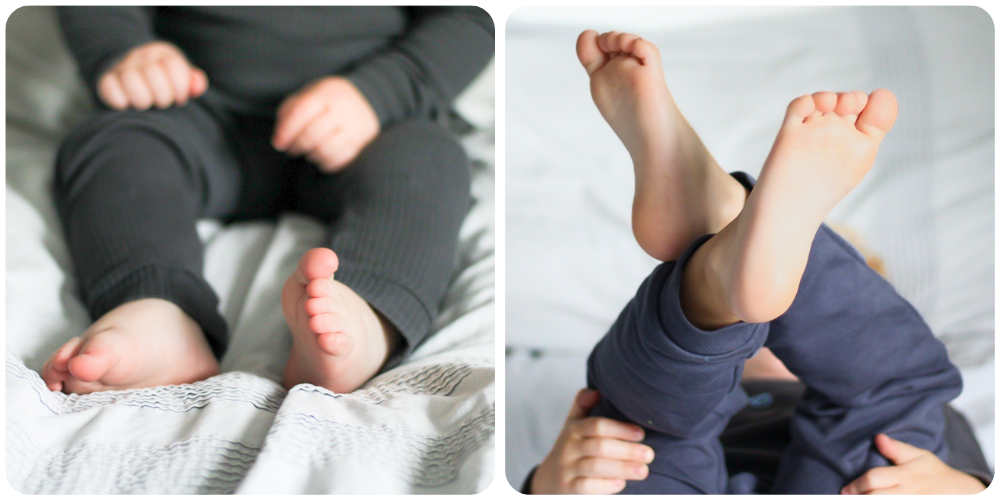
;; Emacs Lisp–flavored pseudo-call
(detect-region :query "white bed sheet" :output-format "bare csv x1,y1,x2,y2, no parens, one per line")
5,6,495,494
505,6,994,489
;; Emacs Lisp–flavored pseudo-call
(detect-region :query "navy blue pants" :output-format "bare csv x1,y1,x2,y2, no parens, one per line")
586,172,963,494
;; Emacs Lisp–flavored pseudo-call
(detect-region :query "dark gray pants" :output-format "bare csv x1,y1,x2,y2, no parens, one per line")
53,98,471,367
586,172,964,494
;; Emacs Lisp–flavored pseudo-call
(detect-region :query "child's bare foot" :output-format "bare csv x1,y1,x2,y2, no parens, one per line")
576,30,746,261
281,248,399,393
685,90,898,327
40,298,220,394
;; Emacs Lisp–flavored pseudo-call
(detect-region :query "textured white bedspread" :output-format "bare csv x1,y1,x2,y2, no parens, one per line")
5,6,495,494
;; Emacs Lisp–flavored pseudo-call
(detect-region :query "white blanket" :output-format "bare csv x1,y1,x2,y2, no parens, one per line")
6,6,495,494
505,6,994,488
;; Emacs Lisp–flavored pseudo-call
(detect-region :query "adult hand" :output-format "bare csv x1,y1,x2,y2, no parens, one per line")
97,41,208,110
271,76,380,173
530,389,655,494
840,434,986,495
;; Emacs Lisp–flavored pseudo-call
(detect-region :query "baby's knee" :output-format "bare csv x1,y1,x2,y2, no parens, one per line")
54,110,191,191
356,120,471,200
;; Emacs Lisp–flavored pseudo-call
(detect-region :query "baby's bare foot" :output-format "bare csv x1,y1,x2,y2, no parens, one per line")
576,30,746,261
281,248,398,393
40,298,220,394
694,90,898,326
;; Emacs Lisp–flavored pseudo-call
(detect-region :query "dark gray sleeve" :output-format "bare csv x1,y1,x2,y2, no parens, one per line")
56,7,158,91
343,6,494,128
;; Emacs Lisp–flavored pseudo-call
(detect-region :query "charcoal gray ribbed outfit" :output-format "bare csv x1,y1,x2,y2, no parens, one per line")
53,7,494,367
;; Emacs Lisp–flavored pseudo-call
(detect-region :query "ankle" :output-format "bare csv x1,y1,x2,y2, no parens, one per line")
679,234,742,330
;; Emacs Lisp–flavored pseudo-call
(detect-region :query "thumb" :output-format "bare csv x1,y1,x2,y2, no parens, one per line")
875,433,926,465
566,388,601,420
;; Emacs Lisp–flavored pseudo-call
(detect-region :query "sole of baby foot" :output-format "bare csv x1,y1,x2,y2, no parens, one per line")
702,90,897,325
576,29,748,261
281,247,400,393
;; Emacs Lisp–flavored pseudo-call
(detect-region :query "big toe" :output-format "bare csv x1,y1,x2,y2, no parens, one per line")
67,333,120,383
295,248,340,284
856,89,898,141
576,29,608,75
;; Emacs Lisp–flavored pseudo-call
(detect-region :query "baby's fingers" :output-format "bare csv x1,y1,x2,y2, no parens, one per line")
572,416,646,442
569,477,627,495
273,97,325,151
579,437,654,463
97,73,129,110
119,69,154,110
841,467,901,495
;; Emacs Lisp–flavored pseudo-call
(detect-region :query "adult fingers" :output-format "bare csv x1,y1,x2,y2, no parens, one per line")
569,477,627,495
566,388,601,420
119,69,154,110
575,457,649,480
578,437,654,463
143,63,175,109
97,73,129,110
288,113,338,156
162,56,191,105
572,416,646,442
840,467,901,495
273,97,326,150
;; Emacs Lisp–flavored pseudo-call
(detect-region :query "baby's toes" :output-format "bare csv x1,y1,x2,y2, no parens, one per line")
812,91,838,114
51,337,84,372
317,332,352,356
305,296,337,316
852,91,869,115
576,30,608,75
833,92,857,117
617,32,640,53
308,312,346,334
306,277,334,299
598,31,620,53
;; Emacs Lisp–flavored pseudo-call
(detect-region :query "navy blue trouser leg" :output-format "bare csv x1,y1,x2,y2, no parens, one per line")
726,172,964,493
587,235,769,494
586,172,962,494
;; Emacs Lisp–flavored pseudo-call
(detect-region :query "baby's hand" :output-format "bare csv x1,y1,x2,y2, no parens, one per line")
98,41,208,110
530,389,655,494
840,434,986,495
271,77,380,173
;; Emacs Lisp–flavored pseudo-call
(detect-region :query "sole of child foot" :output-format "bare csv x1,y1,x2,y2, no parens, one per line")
281,248,399,393
40,298,220,394
576,29,747,261
696,90,898,326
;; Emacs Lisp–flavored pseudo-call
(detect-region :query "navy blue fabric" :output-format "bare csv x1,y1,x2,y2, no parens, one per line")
586,172,963,494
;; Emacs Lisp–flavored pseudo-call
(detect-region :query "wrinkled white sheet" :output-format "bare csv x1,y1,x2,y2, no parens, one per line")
505,6,994,489
6,6,495,494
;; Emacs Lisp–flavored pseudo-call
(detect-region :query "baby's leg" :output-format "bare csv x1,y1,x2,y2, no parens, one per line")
576,30,747,261
748,187,963,493
282,121,470,392
41,103,256,393
587,236,770,493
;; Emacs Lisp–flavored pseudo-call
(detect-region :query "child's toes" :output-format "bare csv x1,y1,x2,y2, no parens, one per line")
617,32,639,53
629,38,659,65
67,334,118,383
576,30,608,75
316,332,351,356
812,91,837,114
856,89,898,141
306,277,334,299
598,31,620,53
852,91,868,114
833,92,857,117
305,296,337,316
308,312,345,334
785,94,816,122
